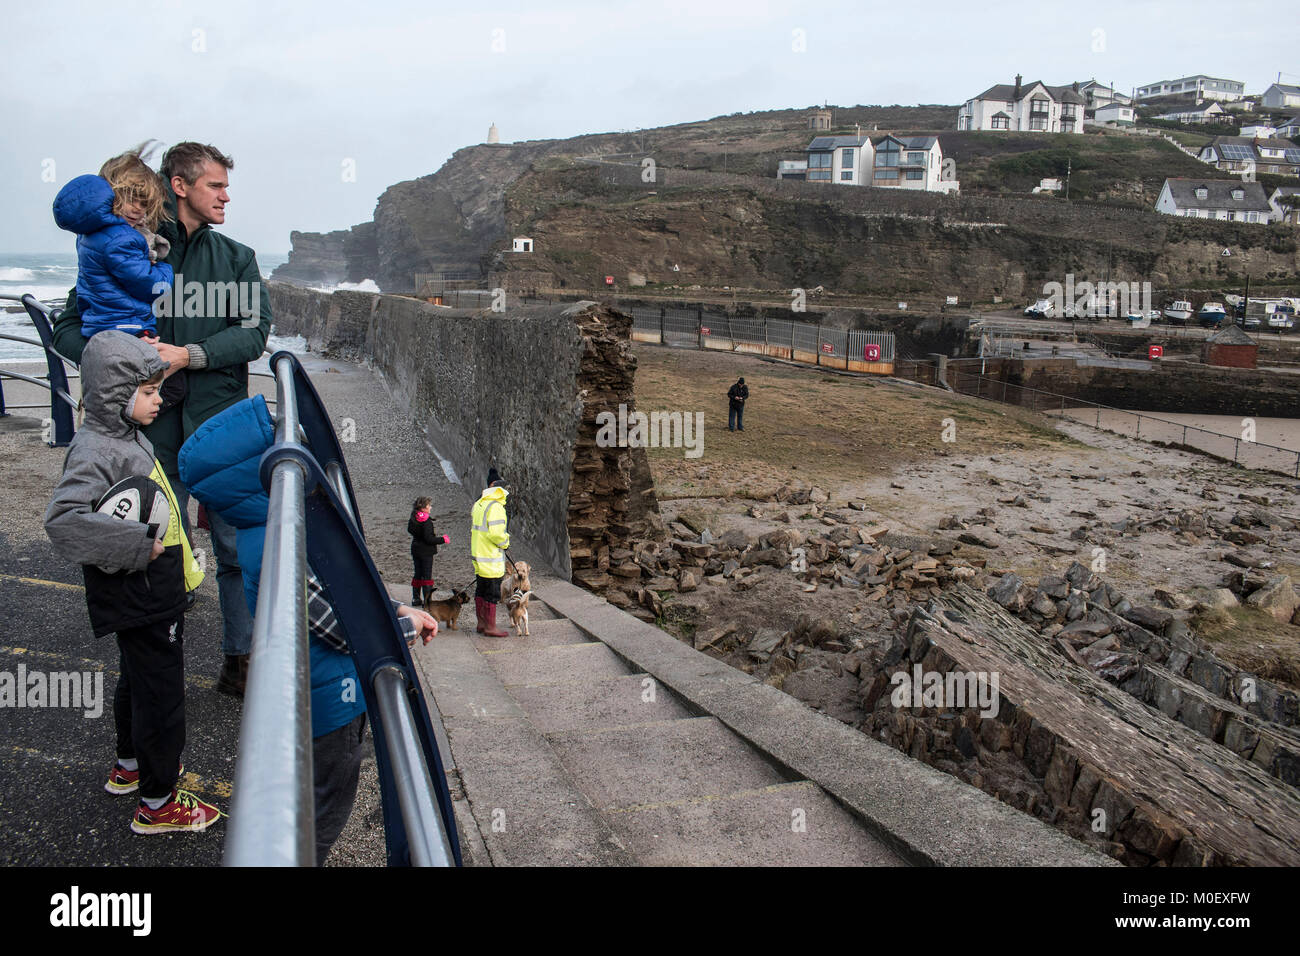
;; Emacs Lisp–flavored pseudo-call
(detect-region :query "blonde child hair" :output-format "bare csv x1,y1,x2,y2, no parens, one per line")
98,143,170,231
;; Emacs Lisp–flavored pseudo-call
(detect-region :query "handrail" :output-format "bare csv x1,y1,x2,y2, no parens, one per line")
0,294,77,445
225,355,315,866
225,352,460,867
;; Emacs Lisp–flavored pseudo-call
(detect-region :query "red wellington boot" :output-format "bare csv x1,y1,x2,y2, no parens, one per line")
475,597,488,634
482,599,509,638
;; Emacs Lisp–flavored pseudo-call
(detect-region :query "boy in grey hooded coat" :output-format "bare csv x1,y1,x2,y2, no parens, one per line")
44,331,217,834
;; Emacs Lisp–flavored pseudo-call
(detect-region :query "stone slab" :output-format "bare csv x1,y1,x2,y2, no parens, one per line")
484,640,632,687
547,716,790,811
607,780,907,866
509,673,693,733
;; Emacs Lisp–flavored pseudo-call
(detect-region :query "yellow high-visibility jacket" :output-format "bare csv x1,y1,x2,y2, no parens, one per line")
470,486,510,578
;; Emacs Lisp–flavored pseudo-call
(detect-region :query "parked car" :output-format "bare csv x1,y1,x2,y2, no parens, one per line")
1147,309,1162,323
1236,313,1262,330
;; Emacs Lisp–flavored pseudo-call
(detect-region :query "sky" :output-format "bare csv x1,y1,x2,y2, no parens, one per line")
1,0,1296,255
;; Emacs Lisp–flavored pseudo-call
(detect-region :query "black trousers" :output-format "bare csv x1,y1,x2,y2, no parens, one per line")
475,575,501,602
114,615,185,802
313,713,367,866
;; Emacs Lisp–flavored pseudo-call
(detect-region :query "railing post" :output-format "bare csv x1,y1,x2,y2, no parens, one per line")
659,307,665,345
225,355,314,867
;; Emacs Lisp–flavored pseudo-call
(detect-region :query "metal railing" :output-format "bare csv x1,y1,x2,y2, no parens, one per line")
0,294,78,445
225,352,460,867
627,304,896,369
900,358,1300,477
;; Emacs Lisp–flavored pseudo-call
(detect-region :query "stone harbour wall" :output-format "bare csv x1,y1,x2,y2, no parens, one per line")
268,283,659,581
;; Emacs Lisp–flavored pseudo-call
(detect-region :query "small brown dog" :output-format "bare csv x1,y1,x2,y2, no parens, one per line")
502,561,532,637
423,587,470,636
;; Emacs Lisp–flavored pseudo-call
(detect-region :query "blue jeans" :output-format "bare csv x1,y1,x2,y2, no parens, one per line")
174,484,254,657
728,403,744,430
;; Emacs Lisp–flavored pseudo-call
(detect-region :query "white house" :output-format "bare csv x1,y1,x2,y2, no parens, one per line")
1155,178,1272,222
1093,103,1136,126
1198,136,1300,177
512,237,533,252
1269,186,1300,224
869,135,959,193
777,160,808,181
1280,116,1300,139
803,135,872,184
1136,74,1244,102
956,76,1086,133
1077,81,1131,109
1262,84,1300,110
1155,102,1225,124
1240,125,1278,138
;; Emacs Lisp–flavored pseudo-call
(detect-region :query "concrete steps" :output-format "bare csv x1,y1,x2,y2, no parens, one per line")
419,595,908,866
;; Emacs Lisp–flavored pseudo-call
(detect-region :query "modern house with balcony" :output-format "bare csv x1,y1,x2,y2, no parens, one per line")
869,135,958,193
1154,178,1271,222
803,134,872,184
1136,74,1244,102
956,76,1086,132
1155,102,1226,124
1198,136,1300,177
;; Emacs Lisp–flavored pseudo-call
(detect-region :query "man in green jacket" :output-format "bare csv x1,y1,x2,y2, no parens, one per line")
53,142,271,696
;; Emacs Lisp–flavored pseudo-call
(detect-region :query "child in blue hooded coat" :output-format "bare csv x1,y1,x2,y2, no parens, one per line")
178,394,437,863
53,148,173,339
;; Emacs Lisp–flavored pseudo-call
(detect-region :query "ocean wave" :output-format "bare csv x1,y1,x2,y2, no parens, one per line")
0,267,38,281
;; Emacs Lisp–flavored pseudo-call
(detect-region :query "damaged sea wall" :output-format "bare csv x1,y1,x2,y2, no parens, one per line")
268,283,659,581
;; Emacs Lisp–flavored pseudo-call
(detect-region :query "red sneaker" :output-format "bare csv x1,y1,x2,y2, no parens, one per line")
105,764,139,795
130,789,221,834
106,762,185,795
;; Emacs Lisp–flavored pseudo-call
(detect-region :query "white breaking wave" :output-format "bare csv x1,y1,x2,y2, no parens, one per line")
0,267,37,281
310,278,381,294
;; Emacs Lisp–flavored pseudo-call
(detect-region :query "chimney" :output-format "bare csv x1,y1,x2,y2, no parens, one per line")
1014,74,1022,99
1072,80,1079,92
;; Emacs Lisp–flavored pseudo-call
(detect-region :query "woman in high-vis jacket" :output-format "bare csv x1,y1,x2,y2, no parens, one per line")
470,467,510,636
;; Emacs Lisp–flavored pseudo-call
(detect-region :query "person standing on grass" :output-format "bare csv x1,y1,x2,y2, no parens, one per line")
728,376,749,431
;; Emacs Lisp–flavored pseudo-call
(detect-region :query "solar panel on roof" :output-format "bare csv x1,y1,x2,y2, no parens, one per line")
1220,144,1254,160
1285,150,1300,164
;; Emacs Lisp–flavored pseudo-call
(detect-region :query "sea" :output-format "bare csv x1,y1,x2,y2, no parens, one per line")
0,249,313,363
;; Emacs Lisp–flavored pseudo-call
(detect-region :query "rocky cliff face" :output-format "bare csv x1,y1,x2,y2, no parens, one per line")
271,223,379,286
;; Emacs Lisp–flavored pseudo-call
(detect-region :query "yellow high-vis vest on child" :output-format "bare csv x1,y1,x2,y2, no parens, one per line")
470,486,510,579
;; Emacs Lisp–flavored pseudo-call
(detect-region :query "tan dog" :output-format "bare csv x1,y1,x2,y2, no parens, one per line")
423,587,470,636
502,561,532,637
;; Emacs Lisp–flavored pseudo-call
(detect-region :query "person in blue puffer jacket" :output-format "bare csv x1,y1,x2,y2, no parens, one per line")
177,394,438,863
53,148,174,339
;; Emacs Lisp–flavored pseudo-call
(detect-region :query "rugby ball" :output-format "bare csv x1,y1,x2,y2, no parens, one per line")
93,476,170,572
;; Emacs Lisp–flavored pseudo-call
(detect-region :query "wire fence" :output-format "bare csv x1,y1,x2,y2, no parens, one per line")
626,304,895,370
903,358,1300,477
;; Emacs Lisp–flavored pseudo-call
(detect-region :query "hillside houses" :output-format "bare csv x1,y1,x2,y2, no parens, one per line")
1198,136,1300,177
956,76,1086,133
1155,178,1272,222
1262,84,1300,110
1136,74,1244,102
780,133,958,193
1155,102,1226,125
1270,186,1300,224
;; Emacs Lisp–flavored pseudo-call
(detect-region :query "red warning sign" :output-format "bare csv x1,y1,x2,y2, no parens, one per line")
604,275,614,285
700,327,710,335
821,342,834,354
1149,345,1164,359
864,344,881,361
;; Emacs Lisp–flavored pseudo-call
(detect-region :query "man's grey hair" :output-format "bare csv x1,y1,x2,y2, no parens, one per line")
161,142,234,186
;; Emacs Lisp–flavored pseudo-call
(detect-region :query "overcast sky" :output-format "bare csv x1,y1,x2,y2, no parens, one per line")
2,0,1295,255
